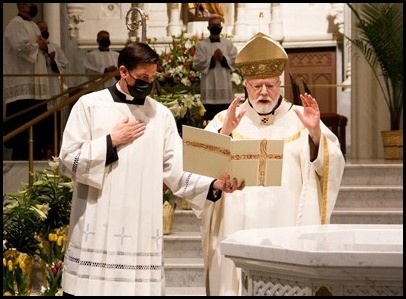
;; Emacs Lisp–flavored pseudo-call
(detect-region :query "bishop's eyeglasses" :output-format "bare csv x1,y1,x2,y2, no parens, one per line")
246,81,279,92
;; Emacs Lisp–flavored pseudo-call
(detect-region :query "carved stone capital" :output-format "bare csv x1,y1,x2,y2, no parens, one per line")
67,3,85,39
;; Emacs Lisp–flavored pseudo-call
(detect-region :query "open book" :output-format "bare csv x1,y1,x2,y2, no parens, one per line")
182,125,284,186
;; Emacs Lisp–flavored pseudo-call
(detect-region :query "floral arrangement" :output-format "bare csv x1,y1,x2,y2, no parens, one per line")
162,183,176,235
3,249,32,296
155,89,207,134
3,157,73,296
152,31,245,135
155,31,244,95
163,183,174,204
156,31,201,94
36,228,67,296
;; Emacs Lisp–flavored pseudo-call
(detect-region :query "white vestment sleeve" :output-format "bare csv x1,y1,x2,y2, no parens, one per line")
59,95,108,190
193,40,212,75
161,113,213,218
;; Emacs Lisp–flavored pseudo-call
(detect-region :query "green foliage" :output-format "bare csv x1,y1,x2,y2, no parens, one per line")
3,158,72,296
346,3,403,130
154,89,206,134
3,159,72,256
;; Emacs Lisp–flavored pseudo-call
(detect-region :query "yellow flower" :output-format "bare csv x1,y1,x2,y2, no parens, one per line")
3,257,7,267
7,259,13,271
48,233,58,242
18,259,26,271
57,236,64,247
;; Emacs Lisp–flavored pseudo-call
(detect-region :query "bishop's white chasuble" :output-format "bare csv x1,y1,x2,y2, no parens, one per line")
192,99,346,296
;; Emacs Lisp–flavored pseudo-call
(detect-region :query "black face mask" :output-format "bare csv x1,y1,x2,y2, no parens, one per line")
41,30,49,40
209,27,222,35
28,5,38,18
99,38,111,48
127,79,153,101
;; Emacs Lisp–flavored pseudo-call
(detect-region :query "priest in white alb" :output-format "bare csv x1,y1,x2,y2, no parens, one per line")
59,42,244,296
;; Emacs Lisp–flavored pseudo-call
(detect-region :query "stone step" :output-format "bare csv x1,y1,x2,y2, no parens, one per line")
331,208,403,224
340,162,403,186
164,257,204,288
172,209,201,233
335,186,403,209
165,287,206,296
164,231,203,258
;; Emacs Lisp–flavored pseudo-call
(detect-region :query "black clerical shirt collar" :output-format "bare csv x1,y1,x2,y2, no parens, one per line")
18,14,30,21
98,47,110,52
210,36,221,43
108,84,146,106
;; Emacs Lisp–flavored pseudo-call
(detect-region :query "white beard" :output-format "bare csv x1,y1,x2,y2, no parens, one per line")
250,95,278,114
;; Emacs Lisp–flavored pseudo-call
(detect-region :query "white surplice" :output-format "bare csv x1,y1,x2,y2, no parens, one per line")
3,15,50,104
82,49,120,89
45,41,69,109
59,87,213,296
193,37,238,105
194,98,346,296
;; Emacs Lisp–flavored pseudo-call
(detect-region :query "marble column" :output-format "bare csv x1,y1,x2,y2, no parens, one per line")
43,3,61,46
144,3,169,38
167,3,182,36
350,3,388,159
269,3,284,41
234,3,246,36
235,4,271,37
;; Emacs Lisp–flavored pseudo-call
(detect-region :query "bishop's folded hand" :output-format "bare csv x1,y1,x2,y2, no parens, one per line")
213,173,245,193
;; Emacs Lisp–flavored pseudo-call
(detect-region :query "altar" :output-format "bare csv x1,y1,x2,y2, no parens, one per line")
221,224,403,296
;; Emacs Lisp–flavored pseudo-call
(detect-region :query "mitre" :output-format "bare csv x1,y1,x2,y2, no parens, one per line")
236,32,288,79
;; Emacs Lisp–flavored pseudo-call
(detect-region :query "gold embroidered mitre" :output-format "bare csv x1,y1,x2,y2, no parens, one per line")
236,32,288,79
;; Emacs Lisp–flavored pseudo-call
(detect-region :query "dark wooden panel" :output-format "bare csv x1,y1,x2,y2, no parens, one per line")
284,47,337,113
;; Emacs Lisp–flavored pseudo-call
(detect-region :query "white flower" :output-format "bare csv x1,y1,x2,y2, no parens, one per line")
59,181,74,192
181,77,191,87
168,103,182,118
48,156,60,169
29,204,49,220
231,72,242,85
183,95,195,109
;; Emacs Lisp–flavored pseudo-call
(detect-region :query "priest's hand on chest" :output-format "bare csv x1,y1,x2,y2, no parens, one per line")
111,116,146,147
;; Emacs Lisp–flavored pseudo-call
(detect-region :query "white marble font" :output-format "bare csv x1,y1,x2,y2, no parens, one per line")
221,224,403,296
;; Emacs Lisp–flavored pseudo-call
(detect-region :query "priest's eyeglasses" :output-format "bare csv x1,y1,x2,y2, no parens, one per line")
247,81,279,92
128,71,156,83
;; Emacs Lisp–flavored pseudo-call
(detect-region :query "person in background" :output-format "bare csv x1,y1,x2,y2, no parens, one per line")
3,3,51,160
37,20,70,132
200,32,346,296
59,41,244,296
193,16,238,122
83,30,120,89
37,20,69,104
